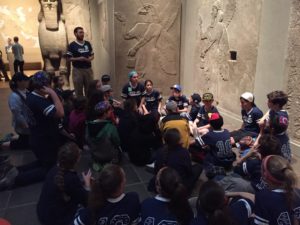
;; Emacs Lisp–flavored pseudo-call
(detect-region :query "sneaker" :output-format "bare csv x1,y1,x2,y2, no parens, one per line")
0,165,18,190
0,133,14,144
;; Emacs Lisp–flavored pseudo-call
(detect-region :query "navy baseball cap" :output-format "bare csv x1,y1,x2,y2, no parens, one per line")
170,84,182,92
31,71,50,88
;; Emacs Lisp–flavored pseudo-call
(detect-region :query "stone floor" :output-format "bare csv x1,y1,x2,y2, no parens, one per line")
1,81,300,225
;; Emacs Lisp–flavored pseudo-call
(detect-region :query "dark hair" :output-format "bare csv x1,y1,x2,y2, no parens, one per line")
89,165,125,223
74,96,87,111
74,26,83,34
209,115,224,130
124,99,137,113
157,167,192,225
13,36,19,42
163,128,181,149
144,79,153,86
86,90,104,120
54,142,80,194
267,91,288,108
87,80,101,99
52,75,63,89
258,134,281,158
101,74,110,83
263,155,297,209
196,181,236,225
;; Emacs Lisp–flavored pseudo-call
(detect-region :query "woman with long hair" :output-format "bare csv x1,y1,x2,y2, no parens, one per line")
141,167,192,225
37,142,91,225
73,164,140,225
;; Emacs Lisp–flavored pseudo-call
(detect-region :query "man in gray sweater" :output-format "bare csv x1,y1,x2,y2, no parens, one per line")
12,36,24,74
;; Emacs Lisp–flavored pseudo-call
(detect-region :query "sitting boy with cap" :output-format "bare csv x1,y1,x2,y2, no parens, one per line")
166,84,189,114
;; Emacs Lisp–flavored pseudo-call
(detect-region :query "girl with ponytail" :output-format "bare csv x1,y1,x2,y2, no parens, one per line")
141,167,193,225
73,164,140,225
191,180,254,225
37,142,92,225
253,155,300,225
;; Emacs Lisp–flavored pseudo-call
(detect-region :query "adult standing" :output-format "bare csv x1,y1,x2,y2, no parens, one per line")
5,38,14,78
0,50,10,81
67,27,94,96
12,36,24,74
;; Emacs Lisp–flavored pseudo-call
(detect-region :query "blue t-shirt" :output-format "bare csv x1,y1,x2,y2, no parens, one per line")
140,196,179,225
241,107,263,133
73,192,140,225
167,95,189,110
187,105,201,122
121,82,145,106
191,198,253,225
26,91,59,136
143,90,162,112
254,189,300,225
197,105,218,126
234,158,268,191
276,133,291,162
67,41,94,68
201,129,235,165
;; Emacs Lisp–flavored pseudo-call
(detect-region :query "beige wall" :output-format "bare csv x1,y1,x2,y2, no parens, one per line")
0,0,42,63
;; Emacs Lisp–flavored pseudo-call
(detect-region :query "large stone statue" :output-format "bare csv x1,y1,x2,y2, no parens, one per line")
114,0,181,92
197,0,236,100
38,0,68,81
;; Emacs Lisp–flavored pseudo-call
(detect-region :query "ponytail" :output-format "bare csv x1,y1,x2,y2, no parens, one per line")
157,167,192,225
262,155,297,209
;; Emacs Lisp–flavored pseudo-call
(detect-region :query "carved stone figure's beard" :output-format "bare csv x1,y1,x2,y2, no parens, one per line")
43,4,59,30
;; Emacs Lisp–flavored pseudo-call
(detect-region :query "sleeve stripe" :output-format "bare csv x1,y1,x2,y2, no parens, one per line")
254,215,269,225
43,104,55,116
66,51,73,56
74,217,85,225
237,199,252,217
242,162,249,175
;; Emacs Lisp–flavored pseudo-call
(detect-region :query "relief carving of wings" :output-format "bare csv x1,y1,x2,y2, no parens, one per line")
157,0,181,31
222,0,236,27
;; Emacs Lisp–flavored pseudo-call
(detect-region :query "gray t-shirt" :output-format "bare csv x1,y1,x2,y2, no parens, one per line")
12,43,24,61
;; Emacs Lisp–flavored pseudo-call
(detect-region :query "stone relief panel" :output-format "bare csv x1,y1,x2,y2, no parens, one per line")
38,0,68,78
193,0,262,113
114,0,181,94
285,0,300,142
98,0,109,54
62,0,92,42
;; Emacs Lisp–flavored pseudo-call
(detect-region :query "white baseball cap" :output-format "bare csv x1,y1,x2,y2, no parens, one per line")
240,92,254,103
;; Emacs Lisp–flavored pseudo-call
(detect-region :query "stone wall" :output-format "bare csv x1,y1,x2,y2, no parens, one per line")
114,0,181,95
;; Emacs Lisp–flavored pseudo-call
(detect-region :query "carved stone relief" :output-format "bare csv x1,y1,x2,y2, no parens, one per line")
61,0,92,42
38,0,68,79
285,0,300,141
114,0,181,94
193,0,261,113
98,0,109,53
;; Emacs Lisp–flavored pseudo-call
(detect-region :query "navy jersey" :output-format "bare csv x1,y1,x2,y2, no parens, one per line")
187,105,201,122
234,158,268,191
121,82,145,106
37,166,88,225
191,198,253,225
241,107,263,133
143,90,162,112
201,129,235,165
73,192,140,225
196,105,218,126
26,91,59,136
254,189,300,225
140,196,179,225
276,133,291,162
67,41,94,68
167,95,189,110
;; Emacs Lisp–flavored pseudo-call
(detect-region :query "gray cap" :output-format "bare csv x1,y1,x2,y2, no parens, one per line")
100,85,112,93
166,101,178,112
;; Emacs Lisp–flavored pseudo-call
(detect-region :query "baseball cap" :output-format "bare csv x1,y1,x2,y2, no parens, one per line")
128,70,138,79
166,101,178,112
101,74,110,82
11,72,30,82
100,85,112,93
31,71,50,88
170,84,182,92
94,101,110,114
209,113,224,129
191,93,201,103
202,93,214,101
240,92,254,103
209,113,220,121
